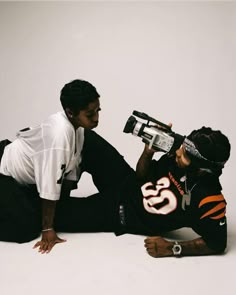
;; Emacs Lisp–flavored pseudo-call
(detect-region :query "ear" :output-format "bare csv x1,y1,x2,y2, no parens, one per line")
65,108,73,119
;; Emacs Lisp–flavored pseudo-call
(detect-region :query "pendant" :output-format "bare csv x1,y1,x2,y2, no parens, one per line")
180,175,186,182
182,191,191,210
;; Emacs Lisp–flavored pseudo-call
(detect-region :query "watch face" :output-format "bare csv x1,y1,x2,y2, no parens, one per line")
172,243,182,256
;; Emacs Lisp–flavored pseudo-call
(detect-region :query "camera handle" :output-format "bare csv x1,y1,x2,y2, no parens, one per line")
133,111,171,131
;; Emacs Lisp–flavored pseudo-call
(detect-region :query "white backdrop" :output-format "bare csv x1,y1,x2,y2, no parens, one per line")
0,2,235,294
0,0,235,217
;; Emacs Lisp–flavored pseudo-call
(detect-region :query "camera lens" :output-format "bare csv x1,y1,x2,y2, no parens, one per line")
123,116,137,133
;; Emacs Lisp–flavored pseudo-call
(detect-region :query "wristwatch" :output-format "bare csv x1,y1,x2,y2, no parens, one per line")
172,241,182,257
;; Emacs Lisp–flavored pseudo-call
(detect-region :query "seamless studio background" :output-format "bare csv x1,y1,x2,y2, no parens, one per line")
0,1,235,295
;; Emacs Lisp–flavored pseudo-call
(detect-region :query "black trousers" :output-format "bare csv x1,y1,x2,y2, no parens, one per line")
0,175,41,243
55,129,134,233
0,131,134,243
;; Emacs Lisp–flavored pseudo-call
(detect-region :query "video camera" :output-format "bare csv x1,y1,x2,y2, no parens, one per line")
123,111,184,153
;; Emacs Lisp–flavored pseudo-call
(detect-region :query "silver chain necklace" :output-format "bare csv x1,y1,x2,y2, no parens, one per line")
181,175,197,210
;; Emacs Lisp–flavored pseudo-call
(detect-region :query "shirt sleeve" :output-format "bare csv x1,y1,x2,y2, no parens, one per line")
33,148,71,201
149,154,172,179
191,192,227,253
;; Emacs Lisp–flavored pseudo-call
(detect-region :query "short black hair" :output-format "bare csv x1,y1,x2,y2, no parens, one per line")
60,79,100,114
187,127,231,163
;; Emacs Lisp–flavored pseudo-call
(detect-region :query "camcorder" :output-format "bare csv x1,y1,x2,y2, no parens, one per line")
123,111,225,173
123,111,184,154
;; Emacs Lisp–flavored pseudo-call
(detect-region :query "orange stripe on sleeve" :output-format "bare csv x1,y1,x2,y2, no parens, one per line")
199,194,225,208
210,211,226,220
200,202,226,219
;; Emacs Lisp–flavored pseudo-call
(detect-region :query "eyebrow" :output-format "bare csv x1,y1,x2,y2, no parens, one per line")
85,107,101,114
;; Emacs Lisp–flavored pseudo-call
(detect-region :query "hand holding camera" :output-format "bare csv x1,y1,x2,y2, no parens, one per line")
123,111,184,154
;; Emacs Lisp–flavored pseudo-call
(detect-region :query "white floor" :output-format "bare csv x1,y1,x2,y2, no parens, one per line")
1,174,235,295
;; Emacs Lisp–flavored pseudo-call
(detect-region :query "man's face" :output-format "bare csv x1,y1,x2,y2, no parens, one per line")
69,98,101,129
175,145,191,168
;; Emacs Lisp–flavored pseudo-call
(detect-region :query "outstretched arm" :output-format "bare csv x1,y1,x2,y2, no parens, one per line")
144,236,223,258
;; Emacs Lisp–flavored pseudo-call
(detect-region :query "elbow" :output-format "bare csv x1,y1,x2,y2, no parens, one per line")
214,244,227,254
206,239,227,255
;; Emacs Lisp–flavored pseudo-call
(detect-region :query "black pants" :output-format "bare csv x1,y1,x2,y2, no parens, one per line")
0,175,41,243
80,129,134,192
55,129,135,233
0,131,134,243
